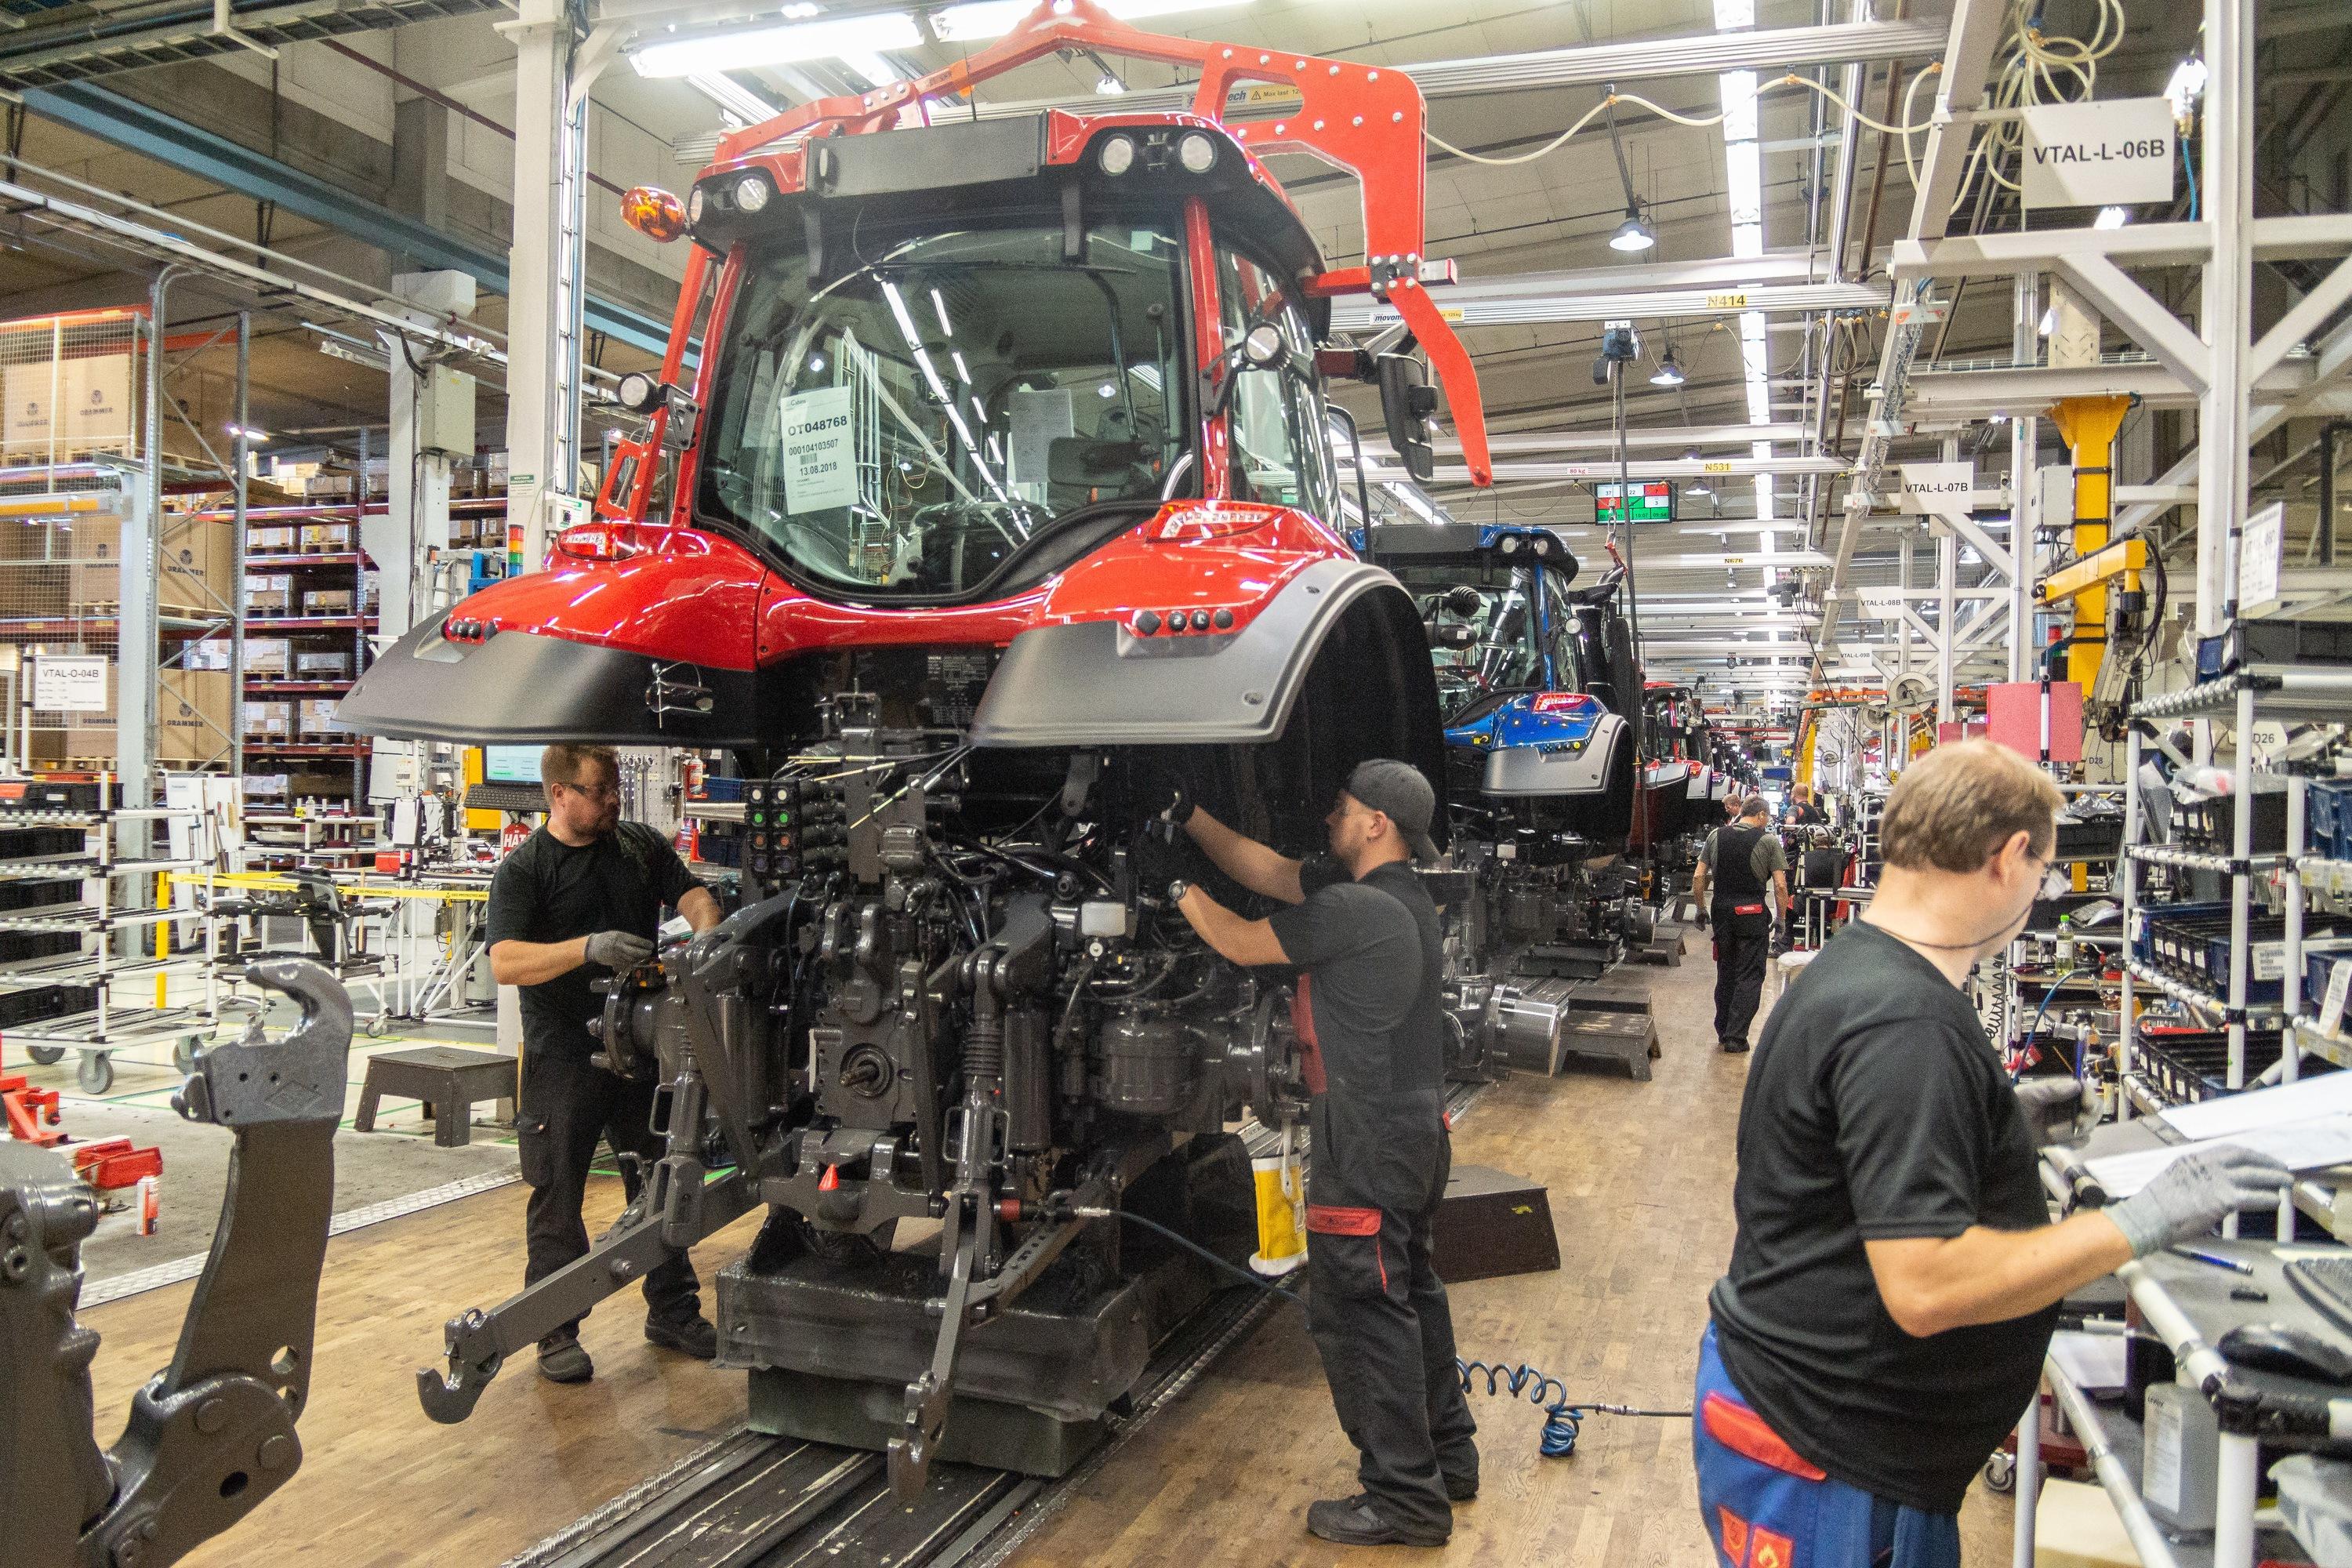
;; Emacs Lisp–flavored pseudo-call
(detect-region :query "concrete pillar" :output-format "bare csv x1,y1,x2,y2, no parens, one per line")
373,270,477,640
390,96,451,245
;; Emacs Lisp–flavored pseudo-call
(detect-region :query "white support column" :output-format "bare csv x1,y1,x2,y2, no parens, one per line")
500,0,578,573
1938,525,1958,724
375,270,477,641
2196,0,2253,640
2009,270,2038,681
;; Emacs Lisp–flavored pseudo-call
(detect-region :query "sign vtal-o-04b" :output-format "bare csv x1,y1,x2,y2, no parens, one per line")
2019,98,2176,212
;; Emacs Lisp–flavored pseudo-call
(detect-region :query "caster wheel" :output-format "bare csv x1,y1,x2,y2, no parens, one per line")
26,1045,64,1065
173,1038,198,1073
1982,1451,2016,1495
78,1052,115,1094
365,1016,390,1039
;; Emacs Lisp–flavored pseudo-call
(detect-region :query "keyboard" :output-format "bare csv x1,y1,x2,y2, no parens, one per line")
2283,1256,2352,1331
463,782,548,815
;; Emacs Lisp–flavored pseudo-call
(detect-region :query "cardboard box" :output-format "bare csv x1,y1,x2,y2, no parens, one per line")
68,516,234,617
293,651,350,678
25,666,230,767
245,573,293,615
245,637,289,677
249,526,297,555
299,522,352,552
180,640,230,671
3,352,135,461
303,589,354,616
299,699,345,735
156,670,234,765
243,701,292,737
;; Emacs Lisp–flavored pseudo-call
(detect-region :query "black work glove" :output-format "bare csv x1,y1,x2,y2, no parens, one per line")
1693,908,1711,931
1158,782,1196,828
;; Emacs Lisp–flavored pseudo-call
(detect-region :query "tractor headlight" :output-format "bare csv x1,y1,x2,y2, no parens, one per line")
1178,132,1218,174
1098,135,1137,176
733,173,772,213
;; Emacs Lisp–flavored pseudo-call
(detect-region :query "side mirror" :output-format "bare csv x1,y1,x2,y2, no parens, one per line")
1240,321,1287,372
1377,352,1439,482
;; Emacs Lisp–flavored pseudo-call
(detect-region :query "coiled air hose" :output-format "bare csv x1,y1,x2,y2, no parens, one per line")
1096,1207,1692,1458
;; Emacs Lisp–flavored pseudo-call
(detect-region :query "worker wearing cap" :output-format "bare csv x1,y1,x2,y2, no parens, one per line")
1161,759,1476,1548
1691,797,1789,1053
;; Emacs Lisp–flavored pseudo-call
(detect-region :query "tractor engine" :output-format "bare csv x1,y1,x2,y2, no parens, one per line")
583,691,1304,1493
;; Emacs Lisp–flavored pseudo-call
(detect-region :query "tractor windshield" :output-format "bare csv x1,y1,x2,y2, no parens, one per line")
1393,562,1587,723
696,218,1189,598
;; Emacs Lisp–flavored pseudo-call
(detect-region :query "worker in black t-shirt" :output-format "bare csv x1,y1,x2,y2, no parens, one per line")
1690,798,1788,1052
1161,760,1475,1550
1693,740,2292,1566
1782,785,1828,827
486,743,724,1385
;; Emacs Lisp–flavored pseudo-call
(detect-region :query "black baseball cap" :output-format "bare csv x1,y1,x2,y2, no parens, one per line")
1344,759,1440,863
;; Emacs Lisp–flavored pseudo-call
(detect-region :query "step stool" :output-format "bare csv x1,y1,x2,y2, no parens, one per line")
354,1046,517,1149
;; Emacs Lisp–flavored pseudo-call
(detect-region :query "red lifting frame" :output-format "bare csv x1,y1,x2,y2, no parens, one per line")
692,0,1492,486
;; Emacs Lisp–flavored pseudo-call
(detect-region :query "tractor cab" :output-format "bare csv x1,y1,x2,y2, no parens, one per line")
1369,521,1637,856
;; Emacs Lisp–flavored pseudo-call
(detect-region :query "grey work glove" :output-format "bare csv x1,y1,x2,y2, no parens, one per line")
2014,1076,2088,1149
583,930,655,970
2104,1145,2296,1258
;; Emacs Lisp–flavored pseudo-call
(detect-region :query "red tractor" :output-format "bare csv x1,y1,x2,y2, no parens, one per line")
350,2,1494,1496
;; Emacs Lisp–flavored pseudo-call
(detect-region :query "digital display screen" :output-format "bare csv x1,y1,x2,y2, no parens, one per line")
481,746,541,784
1595,481,1676,524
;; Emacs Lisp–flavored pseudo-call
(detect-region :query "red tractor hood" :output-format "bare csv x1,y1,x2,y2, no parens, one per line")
339,502,1412,752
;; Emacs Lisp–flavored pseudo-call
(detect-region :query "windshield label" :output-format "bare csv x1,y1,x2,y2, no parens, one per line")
781,386,858,514
1007,387,1074,496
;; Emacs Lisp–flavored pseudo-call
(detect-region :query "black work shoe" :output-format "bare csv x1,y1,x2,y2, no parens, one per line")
644,1314,719,1359
1305,1495,1447,1548
537,1337,593,1384
1722,1036,1751,1054
1443,1472,1479,1502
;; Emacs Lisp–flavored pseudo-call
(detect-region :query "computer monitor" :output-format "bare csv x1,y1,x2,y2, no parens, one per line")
481,746,542,785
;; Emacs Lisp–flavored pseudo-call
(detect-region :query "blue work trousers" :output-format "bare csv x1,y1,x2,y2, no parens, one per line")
1691,1325,1962,1568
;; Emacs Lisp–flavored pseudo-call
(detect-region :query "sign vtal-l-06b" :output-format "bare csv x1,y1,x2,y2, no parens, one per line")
2019,98,2176,211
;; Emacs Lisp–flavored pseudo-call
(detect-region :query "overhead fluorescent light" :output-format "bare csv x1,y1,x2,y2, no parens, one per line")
931,0,1250,42
631,13,922,78
840,51,902,87
685,71,779,125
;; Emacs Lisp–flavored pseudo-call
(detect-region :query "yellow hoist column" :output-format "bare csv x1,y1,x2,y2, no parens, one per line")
2045,394,2132,692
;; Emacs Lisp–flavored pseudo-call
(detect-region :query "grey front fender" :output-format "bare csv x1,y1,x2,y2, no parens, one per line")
969,557,1413,748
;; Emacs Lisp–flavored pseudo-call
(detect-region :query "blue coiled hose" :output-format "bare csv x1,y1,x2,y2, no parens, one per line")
1455,1359,1693,1457
1109,1209,1691,1458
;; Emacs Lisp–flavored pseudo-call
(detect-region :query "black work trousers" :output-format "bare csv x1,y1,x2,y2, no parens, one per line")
1711,911,1772,1046
518,1048,699,1341
1305,1101,1477,1541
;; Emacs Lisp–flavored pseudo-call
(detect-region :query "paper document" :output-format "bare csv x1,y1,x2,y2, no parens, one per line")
2047,1330,2129,1395
2082,1114,2352,1197
2158,1070,2352,1142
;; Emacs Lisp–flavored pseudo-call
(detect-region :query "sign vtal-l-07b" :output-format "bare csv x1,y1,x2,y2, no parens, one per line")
1896,461,1976,515
2019,98,2176,212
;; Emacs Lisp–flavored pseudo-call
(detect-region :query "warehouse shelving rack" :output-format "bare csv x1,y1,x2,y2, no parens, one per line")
230,492,510,805
2119,666,2352,1234
0,773,220,1092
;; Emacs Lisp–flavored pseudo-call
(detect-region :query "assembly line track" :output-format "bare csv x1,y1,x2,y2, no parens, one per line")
504,1080,1493,1568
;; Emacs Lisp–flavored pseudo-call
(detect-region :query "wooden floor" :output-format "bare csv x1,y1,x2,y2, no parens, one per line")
81,944,2018,1567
